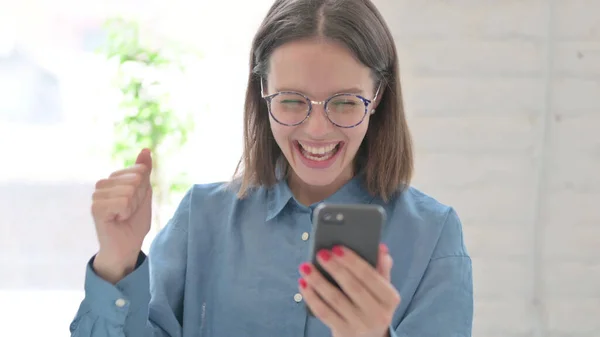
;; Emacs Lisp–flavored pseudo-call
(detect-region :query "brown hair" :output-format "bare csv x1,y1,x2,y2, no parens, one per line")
233,0,413,202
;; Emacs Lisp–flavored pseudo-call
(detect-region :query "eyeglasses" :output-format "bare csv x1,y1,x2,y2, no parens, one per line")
260,78,382,128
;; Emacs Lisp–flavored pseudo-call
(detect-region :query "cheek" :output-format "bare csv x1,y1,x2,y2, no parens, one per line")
269,121,293,150
345,124,369,149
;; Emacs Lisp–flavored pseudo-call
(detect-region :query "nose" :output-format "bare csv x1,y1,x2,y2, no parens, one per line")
303,103,334,137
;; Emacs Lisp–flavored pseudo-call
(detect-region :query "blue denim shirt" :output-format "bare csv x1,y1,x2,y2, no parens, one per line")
70,176,473,337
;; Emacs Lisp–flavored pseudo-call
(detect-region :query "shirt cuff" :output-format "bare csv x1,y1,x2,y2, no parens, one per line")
83,252,151,325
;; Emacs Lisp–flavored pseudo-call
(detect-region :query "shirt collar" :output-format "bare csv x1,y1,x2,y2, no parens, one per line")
265,173,376,221
266,178,294,221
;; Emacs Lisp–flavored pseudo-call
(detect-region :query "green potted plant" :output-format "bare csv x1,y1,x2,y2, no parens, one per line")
98,17,196,232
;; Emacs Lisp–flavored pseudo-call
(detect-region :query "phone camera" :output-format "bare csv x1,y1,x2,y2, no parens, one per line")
322,212,344,223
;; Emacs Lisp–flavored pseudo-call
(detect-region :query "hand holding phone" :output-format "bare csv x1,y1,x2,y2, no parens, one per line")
306,203,386,311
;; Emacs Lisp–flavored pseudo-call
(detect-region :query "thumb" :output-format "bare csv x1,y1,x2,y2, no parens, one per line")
135,148,153,174
376,243,393,281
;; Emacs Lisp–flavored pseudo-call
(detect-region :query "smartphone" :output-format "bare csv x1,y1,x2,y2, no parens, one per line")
306,203,386,315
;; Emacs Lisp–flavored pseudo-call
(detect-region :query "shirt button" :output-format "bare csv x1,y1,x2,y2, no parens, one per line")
115,298,127,308
293,293,303,303
301,232,309,241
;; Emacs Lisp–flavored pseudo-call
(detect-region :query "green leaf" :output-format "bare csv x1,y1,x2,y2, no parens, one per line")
99,15,200,230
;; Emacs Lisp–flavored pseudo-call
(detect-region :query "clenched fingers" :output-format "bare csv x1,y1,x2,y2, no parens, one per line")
95,173,141,190
108,164,150,179
92,197,135,222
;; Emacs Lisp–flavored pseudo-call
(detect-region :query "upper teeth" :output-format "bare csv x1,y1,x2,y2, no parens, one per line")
298,141,338,155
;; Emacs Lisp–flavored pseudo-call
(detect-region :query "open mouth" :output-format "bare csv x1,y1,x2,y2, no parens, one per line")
294,140,343,162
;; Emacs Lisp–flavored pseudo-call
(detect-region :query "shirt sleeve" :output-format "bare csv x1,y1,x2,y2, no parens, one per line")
391,208,474,337
69,189,192,337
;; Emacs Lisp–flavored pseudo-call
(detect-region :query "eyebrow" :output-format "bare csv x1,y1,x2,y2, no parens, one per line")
274,87,365,96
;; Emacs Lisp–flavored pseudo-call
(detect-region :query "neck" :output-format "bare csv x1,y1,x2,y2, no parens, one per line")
288,169,354,206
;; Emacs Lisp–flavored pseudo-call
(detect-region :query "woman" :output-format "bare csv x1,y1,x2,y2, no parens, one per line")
70,0,473,336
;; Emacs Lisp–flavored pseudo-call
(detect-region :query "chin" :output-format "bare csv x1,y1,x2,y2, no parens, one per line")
293,169,343,187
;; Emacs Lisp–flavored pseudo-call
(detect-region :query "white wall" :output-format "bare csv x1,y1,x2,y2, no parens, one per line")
373,1,600,336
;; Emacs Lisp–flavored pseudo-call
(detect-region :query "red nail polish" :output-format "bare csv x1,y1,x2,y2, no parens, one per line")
318,249,331,262
299,262,312,275
380,243,389,254
298,278,307,289
332,245,344,257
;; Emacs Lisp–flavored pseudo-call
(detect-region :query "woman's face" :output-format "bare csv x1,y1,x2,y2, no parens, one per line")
266,38,378,188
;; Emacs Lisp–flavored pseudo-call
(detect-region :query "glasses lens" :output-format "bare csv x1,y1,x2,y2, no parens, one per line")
269,93,309,125
326,94,366,127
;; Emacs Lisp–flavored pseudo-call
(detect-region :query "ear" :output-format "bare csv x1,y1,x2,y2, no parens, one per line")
370,81,385,114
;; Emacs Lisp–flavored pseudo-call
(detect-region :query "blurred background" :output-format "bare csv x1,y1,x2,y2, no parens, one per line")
0,0,598,336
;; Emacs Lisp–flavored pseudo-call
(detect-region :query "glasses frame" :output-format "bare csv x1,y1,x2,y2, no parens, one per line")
260,78,382,128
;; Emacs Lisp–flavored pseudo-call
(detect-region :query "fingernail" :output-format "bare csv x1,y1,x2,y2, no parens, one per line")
298,278,307,289
299,262,312,275
332,245,344,257
318,249,331,262
380,243,389,254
